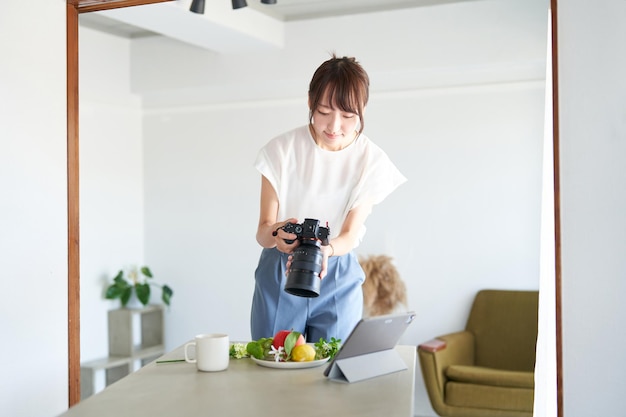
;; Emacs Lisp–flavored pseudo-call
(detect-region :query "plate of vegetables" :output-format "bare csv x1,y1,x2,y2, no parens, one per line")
230,330,341,370
250,355,330,369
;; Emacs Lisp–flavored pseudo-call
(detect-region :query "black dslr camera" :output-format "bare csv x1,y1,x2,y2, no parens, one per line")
279,218,330,298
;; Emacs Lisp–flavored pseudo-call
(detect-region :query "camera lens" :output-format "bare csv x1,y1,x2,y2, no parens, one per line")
284,241,323,297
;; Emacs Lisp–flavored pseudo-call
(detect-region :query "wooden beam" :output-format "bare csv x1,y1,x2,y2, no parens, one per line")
66,1,80,407
74,0,172,13
550,1,563,417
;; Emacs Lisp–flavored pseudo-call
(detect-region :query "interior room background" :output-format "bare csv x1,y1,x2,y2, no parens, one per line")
79,1,547,415
3,1,625,417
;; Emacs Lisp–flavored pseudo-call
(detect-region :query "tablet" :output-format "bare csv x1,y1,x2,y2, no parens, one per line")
323,311,416,379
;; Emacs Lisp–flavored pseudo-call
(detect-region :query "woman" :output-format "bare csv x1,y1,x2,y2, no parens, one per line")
250,54,406,343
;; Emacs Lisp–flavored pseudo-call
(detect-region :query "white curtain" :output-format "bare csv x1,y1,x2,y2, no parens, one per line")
533,8,557,417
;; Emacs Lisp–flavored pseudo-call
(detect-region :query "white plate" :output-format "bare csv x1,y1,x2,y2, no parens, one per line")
250,356,330,369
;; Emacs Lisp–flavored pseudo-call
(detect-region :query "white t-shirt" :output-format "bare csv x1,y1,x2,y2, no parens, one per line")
255,125,406,245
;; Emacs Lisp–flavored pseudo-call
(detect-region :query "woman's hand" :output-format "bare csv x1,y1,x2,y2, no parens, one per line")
285,240,331,280
272,218,300,253
319,246,330,279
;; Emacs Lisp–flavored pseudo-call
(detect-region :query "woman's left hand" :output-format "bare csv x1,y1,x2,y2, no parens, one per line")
285,241,330,279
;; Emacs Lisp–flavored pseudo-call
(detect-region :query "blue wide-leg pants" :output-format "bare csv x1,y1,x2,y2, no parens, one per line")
250,247,364,344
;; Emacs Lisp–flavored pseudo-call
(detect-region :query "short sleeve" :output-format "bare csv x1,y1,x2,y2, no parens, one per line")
254,141,280,194
349,145,407,210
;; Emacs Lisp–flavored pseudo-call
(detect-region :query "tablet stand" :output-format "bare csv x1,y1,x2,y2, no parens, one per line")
326,348,407,383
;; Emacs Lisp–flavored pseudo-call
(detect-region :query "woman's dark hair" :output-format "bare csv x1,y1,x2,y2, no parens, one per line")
308,54,369,134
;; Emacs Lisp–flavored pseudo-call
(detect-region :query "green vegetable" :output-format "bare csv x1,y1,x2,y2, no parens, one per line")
314,337,341,360
229,343,249,359
246,337,273,359
246,341,264,359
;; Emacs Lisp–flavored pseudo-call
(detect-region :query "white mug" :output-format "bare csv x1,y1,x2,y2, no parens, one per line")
184,333,229,372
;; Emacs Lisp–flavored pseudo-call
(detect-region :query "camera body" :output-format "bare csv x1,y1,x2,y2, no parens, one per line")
281,218,330,246
281,218,330,298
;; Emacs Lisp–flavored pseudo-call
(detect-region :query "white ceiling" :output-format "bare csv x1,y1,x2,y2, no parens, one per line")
240,0,471,21
80,0,474,40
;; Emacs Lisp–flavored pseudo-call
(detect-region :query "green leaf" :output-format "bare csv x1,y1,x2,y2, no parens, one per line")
120,286,132,306
284,331,302,357
113,270,125,285
161,285,173,306
105,284,122,299
141,266,153,279
135,283,150,305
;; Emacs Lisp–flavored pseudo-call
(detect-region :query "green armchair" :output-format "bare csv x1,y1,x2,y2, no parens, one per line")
418,289,538,417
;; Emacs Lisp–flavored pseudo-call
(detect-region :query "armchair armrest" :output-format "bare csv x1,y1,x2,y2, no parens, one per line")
418,338,447,353
418,331,475,413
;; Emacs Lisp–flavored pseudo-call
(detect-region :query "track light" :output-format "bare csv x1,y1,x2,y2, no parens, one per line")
231,0,277,10
190,0,277,14
190,0,205,14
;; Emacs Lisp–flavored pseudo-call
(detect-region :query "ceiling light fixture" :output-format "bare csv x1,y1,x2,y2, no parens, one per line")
231,0,277,10
190,0,206,14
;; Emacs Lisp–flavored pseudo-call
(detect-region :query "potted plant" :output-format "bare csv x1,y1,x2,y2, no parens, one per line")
105,266,173,307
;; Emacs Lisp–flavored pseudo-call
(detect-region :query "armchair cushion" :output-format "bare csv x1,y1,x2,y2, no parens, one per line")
446,382,534,412
446,365,534,388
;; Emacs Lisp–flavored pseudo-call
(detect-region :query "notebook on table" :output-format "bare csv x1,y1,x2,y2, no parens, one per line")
323,311,416,383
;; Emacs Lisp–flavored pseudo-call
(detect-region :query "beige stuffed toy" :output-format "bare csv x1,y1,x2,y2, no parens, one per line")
359,255,408,317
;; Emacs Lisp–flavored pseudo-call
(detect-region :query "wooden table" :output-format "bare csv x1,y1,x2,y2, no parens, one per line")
59,343,416,417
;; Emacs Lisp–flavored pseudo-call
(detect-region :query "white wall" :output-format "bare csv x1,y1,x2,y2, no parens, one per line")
559,1,626,416
0,1,69,416
79,1,547,416
79,26,145,363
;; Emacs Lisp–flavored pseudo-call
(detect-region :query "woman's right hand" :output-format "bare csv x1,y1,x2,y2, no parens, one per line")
272,218,300,253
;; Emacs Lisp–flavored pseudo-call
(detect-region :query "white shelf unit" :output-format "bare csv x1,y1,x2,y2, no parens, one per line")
80,356,133,399
80,305,165,400
108,305,164,357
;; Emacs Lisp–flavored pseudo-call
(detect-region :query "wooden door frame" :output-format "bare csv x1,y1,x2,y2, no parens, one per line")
66,2,563,415
550,1,563,414
65,0,173,406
